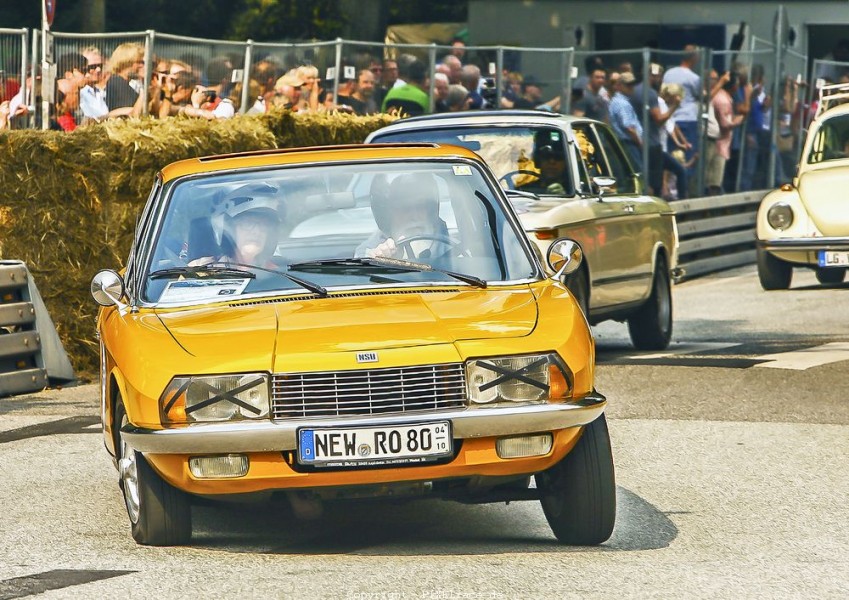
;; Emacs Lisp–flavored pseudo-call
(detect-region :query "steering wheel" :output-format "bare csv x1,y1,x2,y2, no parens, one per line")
396,234,465,261
498,169,541,190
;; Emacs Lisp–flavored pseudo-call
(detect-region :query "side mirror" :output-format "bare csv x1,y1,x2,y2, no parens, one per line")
592,176,616,199
91,270,126,307
546,238,583,279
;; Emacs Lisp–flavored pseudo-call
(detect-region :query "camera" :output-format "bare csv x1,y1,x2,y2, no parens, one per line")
203,89,217,102
481,77,497,105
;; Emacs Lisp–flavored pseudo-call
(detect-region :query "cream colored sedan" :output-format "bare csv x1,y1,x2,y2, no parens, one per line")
757,90,849,289
367,111,680,349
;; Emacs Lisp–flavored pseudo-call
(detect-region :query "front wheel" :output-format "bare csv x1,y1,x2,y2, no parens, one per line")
115,402,191,546
536,414,616,545
757,246,792,290
815,267,846,285
628,255,673,350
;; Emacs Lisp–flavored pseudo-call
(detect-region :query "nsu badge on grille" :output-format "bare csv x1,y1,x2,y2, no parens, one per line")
356,351,378,363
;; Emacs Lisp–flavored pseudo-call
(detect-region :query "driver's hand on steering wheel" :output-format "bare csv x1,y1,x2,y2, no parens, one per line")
365,237,398,259
546,182,566,195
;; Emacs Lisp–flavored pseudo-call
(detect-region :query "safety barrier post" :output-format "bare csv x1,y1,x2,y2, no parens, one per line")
142,30,154,117
640,47,651,184
0,261,75,397
240,40,253,115
495,46,504,110
428,43,437,113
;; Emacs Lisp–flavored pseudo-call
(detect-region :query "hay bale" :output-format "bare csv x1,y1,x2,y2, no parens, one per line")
0,110,397,378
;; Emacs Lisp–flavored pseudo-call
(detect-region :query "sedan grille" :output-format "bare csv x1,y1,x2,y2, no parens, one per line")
272,363,467,419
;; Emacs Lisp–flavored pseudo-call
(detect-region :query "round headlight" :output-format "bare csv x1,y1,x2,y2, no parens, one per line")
767,203,794,231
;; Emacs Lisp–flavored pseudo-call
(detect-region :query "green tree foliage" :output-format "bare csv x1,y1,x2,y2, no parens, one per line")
0,1,467,41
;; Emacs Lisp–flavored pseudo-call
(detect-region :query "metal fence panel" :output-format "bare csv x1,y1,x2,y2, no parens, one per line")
0,28,28,129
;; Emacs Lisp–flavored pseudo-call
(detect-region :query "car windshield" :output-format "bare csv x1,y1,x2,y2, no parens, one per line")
807,113,849,164
141,160,536,304
374,126,576,196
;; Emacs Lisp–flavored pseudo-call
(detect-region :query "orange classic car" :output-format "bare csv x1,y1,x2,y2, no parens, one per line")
91,143,615,546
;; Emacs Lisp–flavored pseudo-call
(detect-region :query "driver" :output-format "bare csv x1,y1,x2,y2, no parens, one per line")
355,172,451,261
190,183,283,267
517,143,568,195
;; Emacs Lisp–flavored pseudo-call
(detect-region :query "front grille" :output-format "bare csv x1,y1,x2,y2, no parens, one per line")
272,363,467,419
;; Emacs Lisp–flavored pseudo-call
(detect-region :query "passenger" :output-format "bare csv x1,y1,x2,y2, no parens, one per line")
356,173,451,261
190,184,283,268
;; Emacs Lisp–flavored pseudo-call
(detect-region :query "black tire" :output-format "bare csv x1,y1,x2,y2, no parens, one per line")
627,254,672,350
114,402,191,546
565,267,590,319
815,267,846,285
757,247,792,290
536,414,616,545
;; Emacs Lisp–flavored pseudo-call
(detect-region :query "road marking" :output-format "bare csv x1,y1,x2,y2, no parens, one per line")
754,342,849,370
0,570,134,600
632,342,739,360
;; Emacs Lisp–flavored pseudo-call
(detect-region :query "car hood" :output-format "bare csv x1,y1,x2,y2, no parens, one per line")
154,288,538,367
797,170,849,236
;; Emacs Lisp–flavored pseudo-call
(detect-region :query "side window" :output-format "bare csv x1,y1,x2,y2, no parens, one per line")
571,123,610,190
594,124,637,194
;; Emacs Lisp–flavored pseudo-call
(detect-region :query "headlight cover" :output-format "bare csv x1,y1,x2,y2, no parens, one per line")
161,373,270,424
465,353,572,406
767,203,794,230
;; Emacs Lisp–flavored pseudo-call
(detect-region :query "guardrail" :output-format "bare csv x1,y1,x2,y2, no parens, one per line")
673,190,768,281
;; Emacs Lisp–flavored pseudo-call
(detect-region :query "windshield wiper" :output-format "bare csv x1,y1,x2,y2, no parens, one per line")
288,257,487,288
151,262,327,297
505,189,540,201
150,265,256,280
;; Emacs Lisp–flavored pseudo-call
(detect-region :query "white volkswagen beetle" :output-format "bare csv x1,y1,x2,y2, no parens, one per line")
756,84,849,289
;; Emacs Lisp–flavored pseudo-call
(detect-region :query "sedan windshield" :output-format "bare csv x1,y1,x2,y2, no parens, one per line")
374,126,576,196
141,161,536,304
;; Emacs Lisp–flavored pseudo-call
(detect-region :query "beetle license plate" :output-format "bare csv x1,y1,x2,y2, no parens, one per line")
818,251,849,267
298,421,452,467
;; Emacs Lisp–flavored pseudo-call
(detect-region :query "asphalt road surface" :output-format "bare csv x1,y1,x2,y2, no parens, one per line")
1,265,847,599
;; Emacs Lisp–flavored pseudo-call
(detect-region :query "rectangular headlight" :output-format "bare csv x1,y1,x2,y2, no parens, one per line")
160,373,270,424
465,353,571,406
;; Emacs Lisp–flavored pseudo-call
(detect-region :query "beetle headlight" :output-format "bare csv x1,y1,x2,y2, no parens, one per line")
161,373,270,424
465,354,572,406
767,203,794,231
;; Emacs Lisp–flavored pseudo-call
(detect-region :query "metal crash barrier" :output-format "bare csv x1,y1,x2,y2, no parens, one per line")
0,261,75,397
673,191,768,281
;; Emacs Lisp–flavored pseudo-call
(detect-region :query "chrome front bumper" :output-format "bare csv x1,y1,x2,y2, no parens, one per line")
758,237,849,252
121,392,606,454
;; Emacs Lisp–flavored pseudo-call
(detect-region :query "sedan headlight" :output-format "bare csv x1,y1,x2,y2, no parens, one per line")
767,203,794,230
161,373,270,424
465,353,572,406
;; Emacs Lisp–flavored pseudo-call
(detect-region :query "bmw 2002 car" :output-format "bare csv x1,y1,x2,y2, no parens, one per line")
91,143,615,546
367,111,681,350
756,84,849,289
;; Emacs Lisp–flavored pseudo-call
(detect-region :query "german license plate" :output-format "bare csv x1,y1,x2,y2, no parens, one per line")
818,251,849,267
297,421,452,467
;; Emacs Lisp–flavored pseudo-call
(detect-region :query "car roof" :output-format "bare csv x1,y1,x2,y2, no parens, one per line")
159,143,485,182
369,110,590,135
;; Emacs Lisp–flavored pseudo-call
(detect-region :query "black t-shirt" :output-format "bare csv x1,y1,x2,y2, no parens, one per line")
338,95,375,115
513,97,536,110
105,76,139,111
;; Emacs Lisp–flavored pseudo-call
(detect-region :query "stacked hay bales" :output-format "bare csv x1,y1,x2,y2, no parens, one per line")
0,110,394,377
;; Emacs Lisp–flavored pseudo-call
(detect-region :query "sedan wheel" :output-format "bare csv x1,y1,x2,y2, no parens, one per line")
115,402,191,546
757,247,792,290
627,255,672,350
536,414,616,545
815,267,846,285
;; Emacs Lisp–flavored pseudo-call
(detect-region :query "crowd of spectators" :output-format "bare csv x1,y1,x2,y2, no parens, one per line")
0,36,830,199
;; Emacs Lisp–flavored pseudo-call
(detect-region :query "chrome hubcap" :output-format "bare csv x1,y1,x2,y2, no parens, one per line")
118,415,141,524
